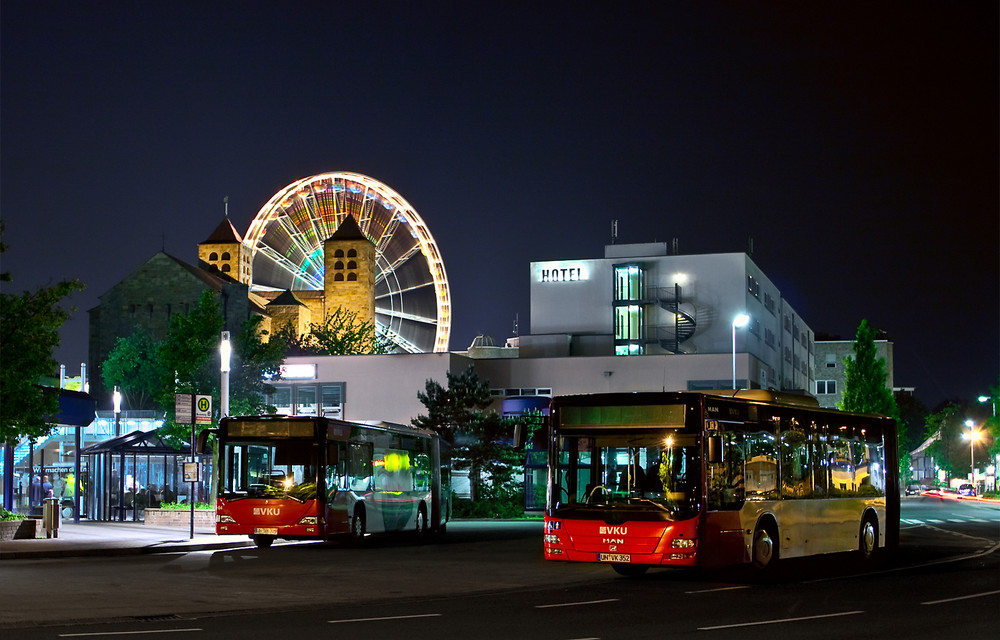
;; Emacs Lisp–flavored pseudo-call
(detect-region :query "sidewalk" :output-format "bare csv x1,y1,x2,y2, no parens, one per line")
0,519,254,560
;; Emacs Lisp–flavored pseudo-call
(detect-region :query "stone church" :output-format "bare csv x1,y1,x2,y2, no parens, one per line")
88,214,376,404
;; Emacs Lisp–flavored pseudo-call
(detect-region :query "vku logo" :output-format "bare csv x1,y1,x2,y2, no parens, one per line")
253,507,280,516
599,525,628,535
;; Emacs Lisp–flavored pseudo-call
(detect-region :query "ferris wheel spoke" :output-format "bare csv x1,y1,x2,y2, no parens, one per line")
257,245,323,290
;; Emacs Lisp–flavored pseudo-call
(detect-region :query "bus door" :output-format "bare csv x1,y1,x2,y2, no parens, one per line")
325,441,349,534
702,420,749,565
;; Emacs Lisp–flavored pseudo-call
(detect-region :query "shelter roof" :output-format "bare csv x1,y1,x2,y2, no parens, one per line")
81,428,190,455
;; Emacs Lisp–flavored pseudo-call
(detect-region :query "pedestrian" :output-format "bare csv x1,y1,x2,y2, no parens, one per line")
42,474,54,499
30,475,43,509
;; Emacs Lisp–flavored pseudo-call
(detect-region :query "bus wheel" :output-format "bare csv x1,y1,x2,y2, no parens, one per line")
252,535,274,549
612,563,648,577
859,515,879,562
414,505,428,541
350,510,366,544
751,522,777,570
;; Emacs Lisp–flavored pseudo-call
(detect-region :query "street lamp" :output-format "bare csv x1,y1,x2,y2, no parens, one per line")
220,331,231,419
732,314,750,390
978,395,997,417
113,386,122,437
964,419,980,484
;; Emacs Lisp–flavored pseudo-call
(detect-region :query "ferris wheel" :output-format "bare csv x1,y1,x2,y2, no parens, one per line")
243,172,451,353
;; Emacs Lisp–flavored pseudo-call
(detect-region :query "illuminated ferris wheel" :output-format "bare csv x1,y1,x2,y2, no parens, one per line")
243,172,451,353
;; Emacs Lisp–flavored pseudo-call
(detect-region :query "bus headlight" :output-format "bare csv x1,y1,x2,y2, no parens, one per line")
544,534,561,544
217,514,236,523
671,538,695,548
298,516,321,525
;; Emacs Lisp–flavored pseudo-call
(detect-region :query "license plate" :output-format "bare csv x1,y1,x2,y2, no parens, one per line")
254,527,278,535
599,553,630,563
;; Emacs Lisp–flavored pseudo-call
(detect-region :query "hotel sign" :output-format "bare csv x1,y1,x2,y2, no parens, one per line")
537,262,589,282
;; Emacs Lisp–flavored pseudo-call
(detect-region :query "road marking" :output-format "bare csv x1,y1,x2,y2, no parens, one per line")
921,589,1000,605
685,585,751,594
329,613,442,624
536,598,620,609
59,630,202,637
926,519,945,523
698,610,863,630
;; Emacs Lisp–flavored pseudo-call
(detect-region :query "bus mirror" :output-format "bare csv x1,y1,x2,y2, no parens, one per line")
513,424,525,449
196,428,217,454
707,435,724,464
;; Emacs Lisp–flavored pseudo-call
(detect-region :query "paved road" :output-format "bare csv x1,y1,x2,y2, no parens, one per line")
2,499,997,637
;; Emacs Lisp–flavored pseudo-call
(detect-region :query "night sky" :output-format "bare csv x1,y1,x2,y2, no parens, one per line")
2,2,996,411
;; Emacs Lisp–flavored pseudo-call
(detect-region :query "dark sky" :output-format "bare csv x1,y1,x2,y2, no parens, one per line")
2,2,996,411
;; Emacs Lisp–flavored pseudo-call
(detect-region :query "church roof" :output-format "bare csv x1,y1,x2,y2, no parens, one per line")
267,289,306,307
327,214,369,242
201,217,244,244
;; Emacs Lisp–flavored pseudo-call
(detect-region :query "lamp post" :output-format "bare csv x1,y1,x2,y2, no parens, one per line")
978,395,997,417
113,386,122,437
964,419,978,484
732,314,750,390
220,331,231,419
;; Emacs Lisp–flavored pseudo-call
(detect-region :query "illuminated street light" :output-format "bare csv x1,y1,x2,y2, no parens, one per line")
113,386,122,437
732,314,750,390
978,395,997,417
220,331,231,419
964,419,980,484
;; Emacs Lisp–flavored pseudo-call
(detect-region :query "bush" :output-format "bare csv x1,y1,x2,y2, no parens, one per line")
0,507,22,521
452,487,526,519
157,501,213,510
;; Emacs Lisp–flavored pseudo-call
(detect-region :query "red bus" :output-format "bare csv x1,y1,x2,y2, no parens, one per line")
204,415,449,548
543,390,898,575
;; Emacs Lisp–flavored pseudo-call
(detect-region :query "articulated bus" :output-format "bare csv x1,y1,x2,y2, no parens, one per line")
203,415,449,548
543,390,898,576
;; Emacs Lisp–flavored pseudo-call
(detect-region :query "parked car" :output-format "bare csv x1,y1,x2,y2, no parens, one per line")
957,483,976,497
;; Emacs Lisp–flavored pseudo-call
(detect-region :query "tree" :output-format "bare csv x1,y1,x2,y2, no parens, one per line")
412,365,523,515
273,306,394,356
145,290,282,445
102,329,165,411
0,223,85,445
839,319,898,419
923,403,963,481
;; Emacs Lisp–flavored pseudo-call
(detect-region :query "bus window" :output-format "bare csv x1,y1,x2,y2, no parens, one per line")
744,430,778,500
707,431,745,510
348,443,373,492
781,419,812,499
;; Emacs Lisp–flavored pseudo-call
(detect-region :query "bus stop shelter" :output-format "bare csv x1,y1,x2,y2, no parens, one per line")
80,429,211,522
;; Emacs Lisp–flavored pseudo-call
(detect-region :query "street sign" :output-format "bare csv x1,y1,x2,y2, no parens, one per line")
195,395,212,424
175,394,194,425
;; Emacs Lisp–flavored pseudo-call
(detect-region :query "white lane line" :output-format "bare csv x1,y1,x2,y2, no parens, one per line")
685,585,751,594
59,630,202,637
329,613,442,624
698,610,864,630
922,589,1000,605
536,598,620,609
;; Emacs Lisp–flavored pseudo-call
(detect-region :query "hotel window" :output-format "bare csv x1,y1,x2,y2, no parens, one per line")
825,354,837,368
613,264,646,355
816,380,837,395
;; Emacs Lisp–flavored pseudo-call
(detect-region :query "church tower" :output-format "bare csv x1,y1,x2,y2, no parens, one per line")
199,217,252,285
323,214,376,326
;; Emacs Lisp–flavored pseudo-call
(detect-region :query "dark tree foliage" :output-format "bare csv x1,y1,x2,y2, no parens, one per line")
272,306,393,356
839,319,899,420
102,329,165,411
0,223,85,445
412,365,524,515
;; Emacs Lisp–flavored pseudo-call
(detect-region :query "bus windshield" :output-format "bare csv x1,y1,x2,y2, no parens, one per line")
553,431,700,520
221,440,318,502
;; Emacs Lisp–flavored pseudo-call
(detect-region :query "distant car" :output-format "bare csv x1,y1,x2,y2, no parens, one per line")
957,483,976,497
904,485,920,495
